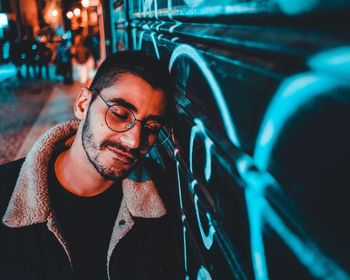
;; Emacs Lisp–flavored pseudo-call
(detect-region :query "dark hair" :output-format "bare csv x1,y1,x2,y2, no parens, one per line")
89,51,175,122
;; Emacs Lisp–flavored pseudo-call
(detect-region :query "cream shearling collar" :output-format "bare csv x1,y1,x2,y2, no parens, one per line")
2,120,166,228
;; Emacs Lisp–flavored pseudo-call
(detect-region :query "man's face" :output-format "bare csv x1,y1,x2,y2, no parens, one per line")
81,73,167,180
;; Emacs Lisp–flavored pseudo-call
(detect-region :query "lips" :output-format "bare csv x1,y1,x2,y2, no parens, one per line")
107,146,136,164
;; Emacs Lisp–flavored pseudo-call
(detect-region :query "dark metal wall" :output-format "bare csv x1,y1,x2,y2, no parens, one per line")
107,1,350,279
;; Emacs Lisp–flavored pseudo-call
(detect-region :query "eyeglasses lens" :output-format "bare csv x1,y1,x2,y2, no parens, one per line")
106,104,134,132
105,104,164,145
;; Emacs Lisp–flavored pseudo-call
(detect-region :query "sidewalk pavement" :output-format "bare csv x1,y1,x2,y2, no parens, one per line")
0,76,82,165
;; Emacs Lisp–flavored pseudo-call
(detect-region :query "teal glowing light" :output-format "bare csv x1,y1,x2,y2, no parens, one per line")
190,179,197,194
237,155,269,280
0,13,8,28
176,160,184,209
184,0,204,8
0,64,16,82
246,190,268,280
254,72,336,169
258,120,273,150
194,194,216,250
167,0,172,13
246,46,350,280
182,214,188,272
154,0,158,18
189,118,213,181
141,0,153,15
137,30,145,50
308,47,350,81
264,203,350,279
169,21,182,33
237,155,276,194
197,265,212,280
276,0,318,15
169,44,241,147
246,181,349,280
171,37,180,42
237,153,350,279
255,46,350,170
150,32,160,59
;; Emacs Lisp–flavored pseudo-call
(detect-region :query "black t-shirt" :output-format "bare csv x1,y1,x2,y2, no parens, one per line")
48,158,123,280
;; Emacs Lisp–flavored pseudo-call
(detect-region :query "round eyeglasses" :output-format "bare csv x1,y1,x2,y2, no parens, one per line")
92,88,170,145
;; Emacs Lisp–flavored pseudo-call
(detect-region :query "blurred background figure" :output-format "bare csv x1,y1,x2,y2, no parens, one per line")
71,34,93,84
55,38,73,84
84,32,100,69
36,36,52,79
9,37,23,79
24,35,37,79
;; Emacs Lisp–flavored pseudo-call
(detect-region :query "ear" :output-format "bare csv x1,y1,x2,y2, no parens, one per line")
74,87,92,120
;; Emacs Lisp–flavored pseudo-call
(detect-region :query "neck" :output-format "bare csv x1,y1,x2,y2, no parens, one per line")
54,142,115,197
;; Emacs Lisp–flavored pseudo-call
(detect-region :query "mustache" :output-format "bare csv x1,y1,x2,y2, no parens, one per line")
100,140,141,159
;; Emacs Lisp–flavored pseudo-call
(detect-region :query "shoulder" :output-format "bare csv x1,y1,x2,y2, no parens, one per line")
0,158,25,217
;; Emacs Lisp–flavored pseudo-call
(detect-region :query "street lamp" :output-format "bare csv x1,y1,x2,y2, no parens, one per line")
51,9,58,17
82,0,89,8
66,11,73,19
73,8,81,17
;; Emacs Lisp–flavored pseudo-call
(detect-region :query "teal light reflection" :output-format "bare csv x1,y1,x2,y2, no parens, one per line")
237,155,269,280
254,72,336,170
189,118,213,182
308,47,350,81
264,203,350,279
246,46,350,280
169,44,241,147
197,265,212,280
150,32,160,59
194,194,216,250
255,46,350,170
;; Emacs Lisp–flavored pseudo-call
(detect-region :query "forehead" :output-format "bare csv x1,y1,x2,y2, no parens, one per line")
100,73,167,117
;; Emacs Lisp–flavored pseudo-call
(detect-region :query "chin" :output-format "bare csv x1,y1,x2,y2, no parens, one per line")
99,166,130,181
104,159,137,180
87,153,134,181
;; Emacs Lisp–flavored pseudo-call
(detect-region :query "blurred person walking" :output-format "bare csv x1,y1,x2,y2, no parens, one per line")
23,36,37,79
85,33,100,69
56,39,73,84
72,35,93,84
36,39,53,79
9,38,23,79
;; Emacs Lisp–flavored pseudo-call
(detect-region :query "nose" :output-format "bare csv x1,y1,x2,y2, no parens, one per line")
119,122,142,150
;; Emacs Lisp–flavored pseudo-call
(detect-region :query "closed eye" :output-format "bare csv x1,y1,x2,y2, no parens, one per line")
111,110,129,120
110,105,133,121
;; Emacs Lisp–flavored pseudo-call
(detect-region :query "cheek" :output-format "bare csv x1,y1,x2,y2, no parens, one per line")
90,108,110,132
85,119,109,144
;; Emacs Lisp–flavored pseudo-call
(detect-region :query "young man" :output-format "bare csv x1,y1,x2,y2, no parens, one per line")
0,51,177,279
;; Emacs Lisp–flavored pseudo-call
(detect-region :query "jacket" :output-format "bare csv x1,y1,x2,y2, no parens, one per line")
0,120,178,280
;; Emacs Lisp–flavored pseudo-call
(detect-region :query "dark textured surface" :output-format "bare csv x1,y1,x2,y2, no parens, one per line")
108,1,350,279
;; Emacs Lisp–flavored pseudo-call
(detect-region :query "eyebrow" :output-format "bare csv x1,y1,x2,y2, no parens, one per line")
107,97,138,113
107,97,166,123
